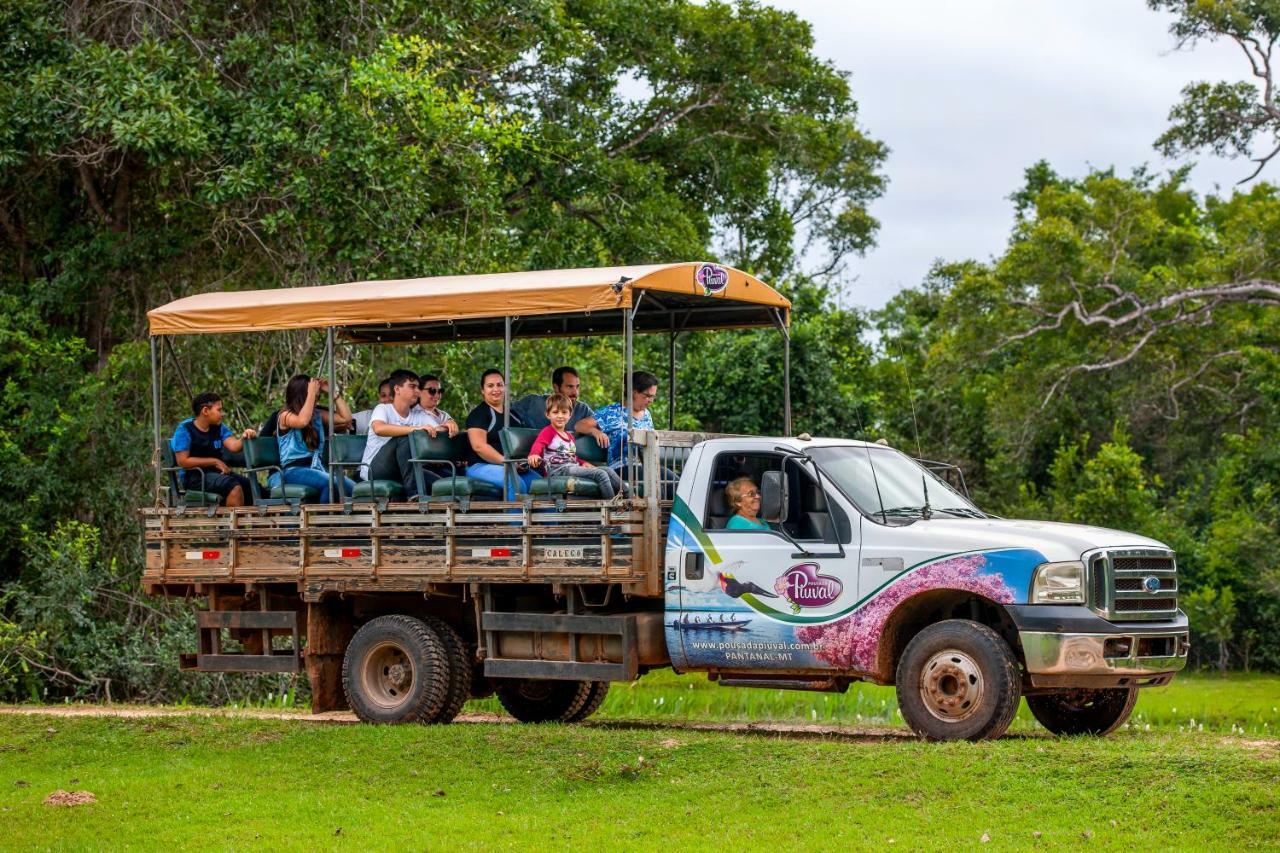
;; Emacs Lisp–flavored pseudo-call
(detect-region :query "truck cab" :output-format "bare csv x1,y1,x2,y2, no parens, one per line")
663,436,1188,739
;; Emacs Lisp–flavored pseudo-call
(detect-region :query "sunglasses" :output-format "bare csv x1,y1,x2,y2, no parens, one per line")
423,387,443,395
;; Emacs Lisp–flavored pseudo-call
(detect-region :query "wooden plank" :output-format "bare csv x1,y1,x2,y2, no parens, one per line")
196,653,300,673
197,610,298,630
483,612,635,635
483,659,636,681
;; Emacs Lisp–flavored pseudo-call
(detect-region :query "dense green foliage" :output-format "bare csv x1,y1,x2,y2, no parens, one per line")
1,2,1278,700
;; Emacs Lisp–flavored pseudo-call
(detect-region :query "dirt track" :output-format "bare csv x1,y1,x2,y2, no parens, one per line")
0,704,919,742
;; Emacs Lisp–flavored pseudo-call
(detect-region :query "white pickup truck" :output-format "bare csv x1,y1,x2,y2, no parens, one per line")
663,434,1188,740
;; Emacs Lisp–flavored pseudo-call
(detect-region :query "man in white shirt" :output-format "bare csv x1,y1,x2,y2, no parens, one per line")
351,379,392,435
359,370,458,498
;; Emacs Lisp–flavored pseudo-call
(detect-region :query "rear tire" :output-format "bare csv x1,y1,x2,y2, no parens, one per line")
564,681,609,723
1027,687,1137,736
495,679,592,723
895,619,1021,742
342,615,450,724
421,616,472,724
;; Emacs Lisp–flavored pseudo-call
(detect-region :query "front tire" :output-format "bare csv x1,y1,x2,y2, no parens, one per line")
895,619,1022,741
495,679,592,723
1027,687,1137,736
342,615,450,724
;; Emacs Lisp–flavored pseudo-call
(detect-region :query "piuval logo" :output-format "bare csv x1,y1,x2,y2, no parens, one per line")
695,263,730,295
774,563,843,613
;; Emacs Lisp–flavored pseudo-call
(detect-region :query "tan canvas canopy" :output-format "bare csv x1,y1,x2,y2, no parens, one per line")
147,262,790,342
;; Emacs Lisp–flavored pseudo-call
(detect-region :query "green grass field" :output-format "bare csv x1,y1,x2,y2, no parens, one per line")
1,713,1276,850
2,672,1278,849
469,670,1280,736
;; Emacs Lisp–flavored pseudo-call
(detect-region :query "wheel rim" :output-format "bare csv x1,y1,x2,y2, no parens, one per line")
360,641,415,710
919,648,985,723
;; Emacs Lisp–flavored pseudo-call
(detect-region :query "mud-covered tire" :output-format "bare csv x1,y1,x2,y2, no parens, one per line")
564,681,609,723
342,615,450,724
895,619,1022,742
495,679,592,723
420,616,472,724
1027,687,1137,736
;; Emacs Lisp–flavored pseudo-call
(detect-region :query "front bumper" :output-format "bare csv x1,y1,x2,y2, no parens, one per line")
1006,605,1189,689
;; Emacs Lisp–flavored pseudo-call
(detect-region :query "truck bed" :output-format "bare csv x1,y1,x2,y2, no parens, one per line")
142,499,667,599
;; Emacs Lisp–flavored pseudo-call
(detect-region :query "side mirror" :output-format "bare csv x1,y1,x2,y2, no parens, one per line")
760,470,788,524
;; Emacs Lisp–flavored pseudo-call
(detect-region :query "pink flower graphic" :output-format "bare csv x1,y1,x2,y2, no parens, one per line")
794,553,1014,671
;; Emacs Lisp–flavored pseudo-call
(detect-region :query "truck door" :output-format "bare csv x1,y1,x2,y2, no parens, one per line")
674,451,859,673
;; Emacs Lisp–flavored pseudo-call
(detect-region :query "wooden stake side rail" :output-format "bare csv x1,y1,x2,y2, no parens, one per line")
141,499,665,597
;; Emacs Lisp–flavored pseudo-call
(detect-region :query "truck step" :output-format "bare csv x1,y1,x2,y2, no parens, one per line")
716,677,849,693
182,609,302,673
481,611,638,682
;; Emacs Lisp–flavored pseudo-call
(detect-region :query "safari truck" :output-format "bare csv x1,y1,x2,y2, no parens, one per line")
141,263,1188,741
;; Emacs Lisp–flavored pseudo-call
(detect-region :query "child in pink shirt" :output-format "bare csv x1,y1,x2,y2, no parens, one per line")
528,394,627,499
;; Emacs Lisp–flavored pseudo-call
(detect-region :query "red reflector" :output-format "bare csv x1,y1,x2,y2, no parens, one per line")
492,548,511,557
341,548,361,558
202,550,220,560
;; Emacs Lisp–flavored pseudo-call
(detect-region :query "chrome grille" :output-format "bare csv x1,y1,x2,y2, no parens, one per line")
1089,548,1179,621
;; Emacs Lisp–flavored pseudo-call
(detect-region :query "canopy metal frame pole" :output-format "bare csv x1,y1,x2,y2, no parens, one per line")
770,308,792,436
503,315,513,500
326,327,337,503
150,336,162,505
667,313,676,431
623,305,634,490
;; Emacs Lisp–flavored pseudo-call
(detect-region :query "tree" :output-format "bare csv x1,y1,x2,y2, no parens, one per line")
0,0,888,700
1151,0,1280,181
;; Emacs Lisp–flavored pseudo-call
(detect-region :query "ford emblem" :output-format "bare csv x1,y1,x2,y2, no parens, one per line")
1142,575,1162,594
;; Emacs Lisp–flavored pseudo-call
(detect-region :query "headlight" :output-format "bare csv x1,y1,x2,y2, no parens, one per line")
1030,561,1085,604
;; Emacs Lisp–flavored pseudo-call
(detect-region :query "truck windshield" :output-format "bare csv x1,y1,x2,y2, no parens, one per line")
809,445,985,520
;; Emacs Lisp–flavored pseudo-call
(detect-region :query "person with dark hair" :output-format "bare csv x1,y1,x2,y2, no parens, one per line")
511,366,608,447
593,370,660,469
414,373,458,439
464,369,539,499
527,394,627,499
352,378,393,435
358,369,442,497
170,392,257,507
272,374,355,503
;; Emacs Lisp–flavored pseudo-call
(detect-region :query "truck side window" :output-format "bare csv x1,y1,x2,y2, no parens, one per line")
703,453,849,544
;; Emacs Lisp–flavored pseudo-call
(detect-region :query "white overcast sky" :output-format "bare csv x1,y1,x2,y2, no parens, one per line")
767,0,1257,310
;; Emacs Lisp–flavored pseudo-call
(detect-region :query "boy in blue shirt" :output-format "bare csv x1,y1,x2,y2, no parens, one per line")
171,392,257,507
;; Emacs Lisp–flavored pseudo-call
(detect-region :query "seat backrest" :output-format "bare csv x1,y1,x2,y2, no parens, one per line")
221,447,246,469
706,488,730,529
409,429,458,462
575,435,608,465
500,427,540,460
161,443,184,497
330,433,367,465
243,436,281,469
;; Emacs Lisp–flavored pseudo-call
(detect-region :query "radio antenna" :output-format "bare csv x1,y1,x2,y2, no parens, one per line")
893,340,924,460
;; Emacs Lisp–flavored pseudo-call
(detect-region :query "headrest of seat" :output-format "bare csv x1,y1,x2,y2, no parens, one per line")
808,482,828,511
331,432,367,463
709,488,728,516
409,429,454,461
243,436,281,467
500,427,539,459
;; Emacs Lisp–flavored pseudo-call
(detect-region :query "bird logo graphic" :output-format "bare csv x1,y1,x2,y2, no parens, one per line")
717,571,778,599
